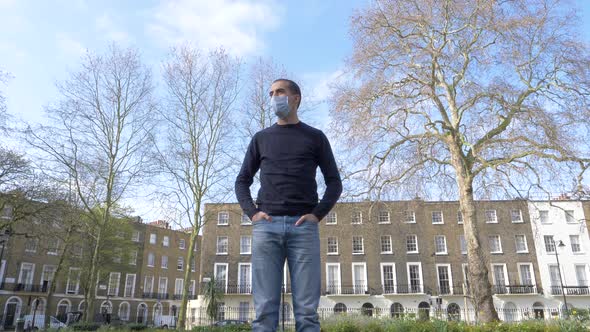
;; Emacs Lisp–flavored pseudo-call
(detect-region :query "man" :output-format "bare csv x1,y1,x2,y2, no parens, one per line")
235,79,342,332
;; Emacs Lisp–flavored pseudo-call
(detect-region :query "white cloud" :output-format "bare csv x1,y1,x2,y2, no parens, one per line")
96,13,130,43
56,33,86,57
146,0,283,56
303,69,346,102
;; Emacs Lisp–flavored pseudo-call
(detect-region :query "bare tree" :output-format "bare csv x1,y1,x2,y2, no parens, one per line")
333,0,590,322
156,45,241,329
26,44,156,321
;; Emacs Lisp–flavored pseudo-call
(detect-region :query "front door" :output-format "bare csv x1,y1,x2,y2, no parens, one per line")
4,302,17,328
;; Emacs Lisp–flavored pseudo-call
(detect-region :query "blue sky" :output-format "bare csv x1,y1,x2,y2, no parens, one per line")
0,0,364,128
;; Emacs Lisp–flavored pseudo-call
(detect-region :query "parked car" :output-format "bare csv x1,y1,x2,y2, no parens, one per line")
213,319,250,327
24,315,66,330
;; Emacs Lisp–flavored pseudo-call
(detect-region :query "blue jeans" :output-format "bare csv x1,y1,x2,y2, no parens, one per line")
251,215,321,332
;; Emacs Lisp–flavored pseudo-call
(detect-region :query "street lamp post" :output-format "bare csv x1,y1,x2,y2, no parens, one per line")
554,240,568,318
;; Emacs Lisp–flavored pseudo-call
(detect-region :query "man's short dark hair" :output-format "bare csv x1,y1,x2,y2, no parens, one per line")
273,78,301,107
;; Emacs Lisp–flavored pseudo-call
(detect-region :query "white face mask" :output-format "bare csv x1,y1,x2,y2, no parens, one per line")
271,95,290,119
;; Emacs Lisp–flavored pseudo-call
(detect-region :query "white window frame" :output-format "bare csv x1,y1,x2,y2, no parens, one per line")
327,237,339,255
47,238,59,255
457,211,463,224
144,276,154,294
190,280,196,296
431,211,444,224
40,265,56,287
459,235,467,255
406,262,424,293
491,263,509,289
161,255,168,269
325,211,337,225
214,263,229,292
237,263,252,294
25,238,38,253
489,235,503,254
511,209,523,223
378,211,391,224
149,234,156,245
436,263,454,295
544,235,556,253
129,250,138,265
380,262,396,294
177,257,184,271
325,263,341,294
539,210,550,224
240,236,252,255
351,211,363,224
406,234,419,254
570,235,583,253
108,272,121,296
434,235,448,255
217,211,229,226
179,239,186,250
174,278,184,296
162,236,170,247
565,210,576,223
18,262,35,285
147,253,155,267
241,213,251,225
131,231,140,242
66,267,80,294
380,235,392,254
575,264,588,287
485,210,498,223
352,262,368,294
515,235,529,253
124,274,136,298
404,210,416,223
352,236,364,255
158,277,168,295
216,236,229,255
516,263,536,286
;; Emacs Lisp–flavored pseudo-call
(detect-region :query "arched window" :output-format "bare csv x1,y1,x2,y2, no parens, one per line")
56,299,71,323
137,303,148,324
119,302,130,321
418,302,430,321
447,303,460,321
361,303,374,317
533,302,545,320
391,303,404,319
503,302,517,322
334,303,347,314
3,297,22,328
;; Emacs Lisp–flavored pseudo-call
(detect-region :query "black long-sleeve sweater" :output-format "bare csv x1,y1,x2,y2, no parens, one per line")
235,121,342,221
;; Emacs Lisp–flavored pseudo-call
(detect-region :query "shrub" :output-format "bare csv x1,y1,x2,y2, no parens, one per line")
69,322,102,331
126,323,148,331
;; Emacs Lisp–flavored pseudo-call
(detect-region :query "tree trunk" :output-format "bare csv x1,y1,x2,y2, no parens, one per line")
177,227,199,330
44,227,73,329
85,226,103,322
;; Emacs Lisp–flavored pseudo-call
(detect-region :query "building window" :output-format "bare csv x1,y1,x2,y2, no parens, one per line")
175,278,184,297
179,239,185,250
129,250,137,265
158,277,168,295
459,235,467,254
144,276,154,294
189,280,196,296
47,238,59,255
485,210,497,223
25,238,38,253
217,236,228,255
406,235,418,253
518,264,533,286
177,257,184,271
241,214,251,225
431,211,444,224
565,210,576,223
240,236,252,255
149,234,156,245
511,210,523,223
381,263,396,293
238,263,251,294
575,265,588,287
162,236,169,247
352,236,364,254
326,211,337,224
119,302,130,321
539,210,549,224
434,235,447,255
488,235,502,254
218,212,229,225
66,268,81,294
191,257,196,272
492,264,507,290
351,211,362,224
457,211,463,224
437,265,452,295
113,248,122,263
161,255,168,269
326,263,341,294
327,237,339,255
380,236,392,254
131,231,140,242
570,235,582,253
147,253,155,267
544,235,556,253
407,263,423,293
515,235,528,253
214,263,228,292
378,211,390,224
404,210,416,223
352,263,367,294
108,272,121,296
124,274,136,298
